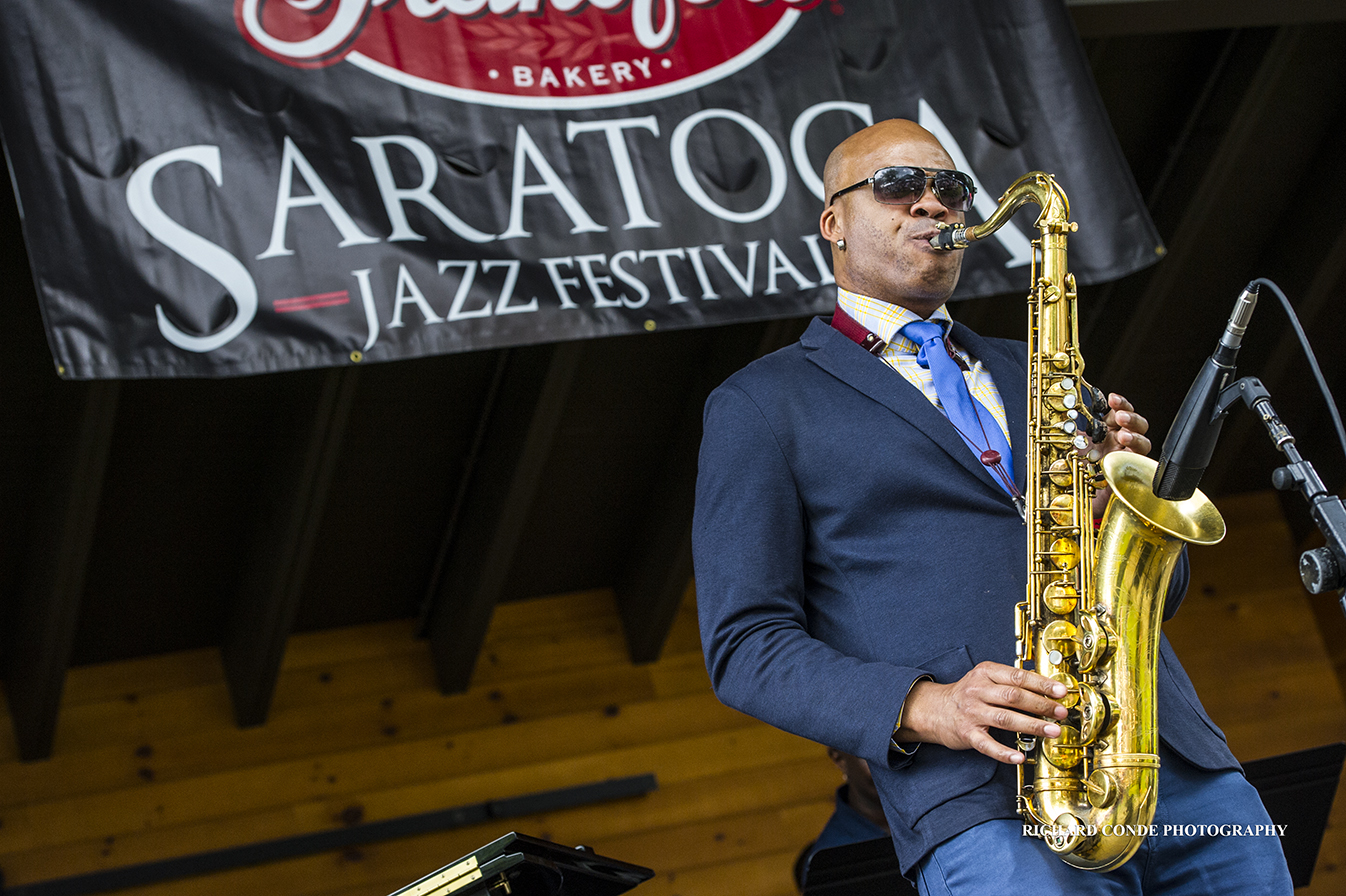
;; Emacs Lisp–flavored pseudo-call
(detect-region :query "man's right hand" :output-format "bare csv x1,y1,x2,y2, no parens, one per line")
893,662,1069,764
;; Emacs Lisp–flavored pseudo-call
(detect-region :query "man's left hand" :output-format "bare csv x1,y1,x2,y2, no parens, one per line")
1087,393,1150,461
1086,393,1150,517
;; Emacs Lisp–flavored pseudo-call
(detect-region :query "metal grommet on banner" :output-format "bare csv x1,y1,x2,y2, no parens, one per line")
644,320,656,332
349,350,363,363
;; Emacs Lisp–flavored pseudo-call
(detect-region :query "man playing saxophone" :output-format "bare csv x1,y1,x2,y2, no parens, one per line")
692,118,1292,894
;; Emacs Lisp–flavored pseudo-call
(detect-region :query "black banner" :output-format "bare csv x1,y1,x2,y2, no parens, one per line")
0,0,1160,379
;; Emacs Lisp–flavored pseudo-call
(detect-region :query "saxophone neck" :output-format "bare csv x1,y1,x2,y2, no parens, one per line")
929,171,1074,251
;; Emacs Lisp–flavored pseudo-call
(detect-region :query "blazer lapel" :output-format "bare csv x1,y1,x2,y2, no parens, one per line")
802,317,1012,493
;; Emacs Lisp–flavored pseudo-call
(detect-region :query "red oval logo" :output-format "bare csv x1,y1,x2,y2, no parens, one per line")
237,0,816,109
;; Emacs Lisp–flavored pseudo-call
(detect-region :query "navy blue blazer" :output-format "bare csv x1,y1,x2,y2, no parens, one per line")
692,316,1239,872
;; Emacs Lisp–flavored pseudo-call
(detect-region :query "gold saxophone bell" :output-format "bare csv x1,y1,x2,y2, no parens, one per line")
943,172,1226,871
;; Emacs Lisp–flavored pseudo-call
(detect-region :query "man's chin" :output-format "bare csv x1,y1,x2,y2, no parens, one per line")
905,272,960,308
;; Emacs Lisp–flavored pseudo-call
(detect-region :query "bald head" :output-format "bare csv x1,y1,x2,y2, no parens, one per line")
822,119,955,206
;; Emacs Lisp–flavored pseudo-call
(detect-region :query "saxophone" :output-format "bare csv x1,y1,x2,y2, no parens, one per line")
932,172,1226,871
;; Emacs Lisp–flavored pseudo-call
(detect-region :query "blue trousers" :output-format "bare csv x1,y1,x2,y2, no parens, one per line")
914,746,1293,895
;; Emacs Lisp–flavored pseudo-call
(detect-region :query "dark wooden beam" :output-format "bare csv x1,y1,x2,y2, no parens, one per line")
2,380,119,760
1068,0,1346,38
422,342,583,694
221,367,359,727
1099,25,1337,396
1201,222,1346,498
614,320,810,664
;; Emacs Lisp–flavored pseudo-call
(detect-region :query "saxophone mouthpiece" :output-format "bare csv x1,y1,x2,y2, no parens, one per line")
930,222,972,251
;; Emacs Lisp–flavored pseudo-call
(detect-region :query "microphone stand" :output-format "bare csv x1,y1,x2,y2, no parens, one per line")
1216,376,1346,614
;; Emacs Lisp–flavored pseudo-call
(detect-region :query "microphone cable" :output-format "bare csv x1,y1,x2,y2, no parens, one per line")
1252,277,1346,475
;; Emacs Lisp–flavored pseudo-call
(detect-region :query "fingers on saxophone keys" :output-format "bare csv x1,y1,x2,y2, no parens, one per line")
976,715,1057,764
1115,408,1149,435
989,705,1062,739
1002,666,1069,707
992,687,1067,725
979,734,1028,765
1122,431,1152,456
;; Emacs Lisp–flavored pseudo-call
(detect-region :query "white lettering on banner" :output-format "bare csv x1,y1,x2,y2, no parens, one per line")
513,59,652,88
800,234,835,286
484,260,535,314
351,268,380,351
348,234,829,347
684,246,719,300
638,247,689,303
438,259,487,320
500,124,608,240
765,239,816,294
539,256,582,310
431,258,536,319
918,98,1032,268
610,250,651,308
259,137,379,259
134,98,915,270
388,263,444,327
352,135,494,244
238,0,804,59
670,109,788,224
565,116,661,230
126,98,1011,355
125,145,259,353
790,101,874,202
704,242,758,296
575,254,624,308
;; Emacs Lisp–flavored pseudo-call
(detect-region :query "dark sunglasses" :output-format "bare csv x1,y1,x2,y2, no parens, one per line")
828,166,977,212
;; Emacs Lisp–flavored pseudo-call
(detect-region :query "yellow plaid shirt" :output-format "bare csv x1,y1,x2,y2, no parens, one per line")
836,288,1013,450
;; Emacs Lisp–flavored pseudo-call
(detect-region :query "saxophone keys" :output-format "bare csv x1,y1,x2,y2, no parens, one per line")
1043,725,1084,769
1048,537,1081,570
1046,458,1073,488
1044,377,1079,413
1043,813,1094,855
1048,494,1075,527
1040,619,1079,668
1076,613,1114,671
1042,580,1078,614
1076,683,1110,744
1087,769,1120,809
1049,671,1080,709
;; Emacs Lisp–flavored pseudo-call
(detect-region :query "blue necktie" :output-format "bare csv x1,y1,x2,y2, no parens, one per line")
901,320,1016,495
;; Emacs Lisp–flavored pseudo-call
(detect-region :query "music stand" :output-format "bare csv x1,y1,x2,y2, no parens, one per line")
1242,741,1346,888
389,832,654,896
802,836,913,896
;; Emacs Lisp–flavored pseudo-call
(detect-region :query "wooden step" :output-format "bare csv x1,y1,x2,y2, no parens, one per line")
0,726,829,885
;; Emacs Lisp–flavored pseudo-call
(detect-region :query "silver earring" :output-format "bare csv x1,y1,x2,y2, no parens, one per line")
837,238,846,250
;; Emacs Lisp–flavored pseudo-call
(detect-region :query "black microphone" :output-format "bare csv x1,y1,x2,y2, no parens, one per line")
1152,282,1260,500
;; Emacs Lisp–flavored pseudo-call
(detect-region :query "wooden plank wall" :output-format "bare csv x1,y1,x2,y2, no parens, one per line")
0,489,1343,896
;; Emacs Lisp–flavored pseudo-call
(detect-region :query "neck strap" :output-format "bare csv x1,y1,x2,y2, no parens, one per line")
829,304,887,355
